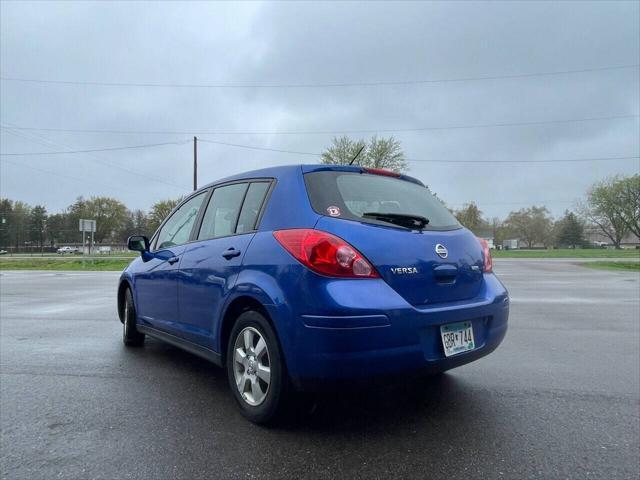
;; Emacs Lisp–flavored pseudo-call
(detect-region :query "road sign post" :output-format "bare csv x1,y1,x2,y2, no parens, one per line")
79,219,97,255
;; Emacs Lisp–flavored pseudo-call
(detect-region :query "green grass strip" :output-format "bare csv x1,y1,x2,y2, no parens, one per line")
493,248,640,259
0,258,131,271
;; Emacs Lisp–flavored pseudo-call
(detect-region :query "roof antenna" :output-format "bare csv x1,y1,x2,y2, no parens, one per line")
349,145,365,165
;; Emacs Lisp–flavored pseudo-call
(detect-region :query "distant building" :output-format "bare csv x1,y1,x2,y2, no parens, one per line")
584,225,640,247
502,239,519,250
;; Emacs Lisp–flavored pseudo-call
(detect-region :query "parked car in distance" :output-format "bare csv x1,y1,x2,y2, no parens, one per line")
0,250,7,255
118,164,509,424
57,246,79,254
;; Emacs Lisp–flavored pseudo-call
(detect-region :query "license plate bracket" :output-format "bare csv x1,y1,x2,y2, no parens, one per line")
440,321,475,357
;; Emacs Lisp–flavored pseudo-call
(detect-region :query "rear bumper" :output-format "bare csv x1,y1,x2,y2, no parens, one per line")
282,274,509,389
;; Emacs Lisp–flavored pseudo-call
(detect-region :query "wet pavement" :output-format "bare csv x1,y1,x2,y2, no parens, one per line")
1,261,639,479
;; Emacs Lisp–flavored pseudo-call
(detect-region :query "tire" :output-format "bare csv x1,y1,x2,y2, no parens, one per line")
226,310,287,424
122,288,145,347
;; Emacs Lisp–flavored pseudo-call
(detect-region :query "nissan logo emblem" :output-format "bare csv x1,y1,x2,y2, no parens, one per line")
435,244,448,259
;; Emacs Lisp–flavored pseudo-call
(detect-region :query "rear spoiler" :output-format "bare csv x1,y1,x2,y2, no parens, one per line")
300,164,424,186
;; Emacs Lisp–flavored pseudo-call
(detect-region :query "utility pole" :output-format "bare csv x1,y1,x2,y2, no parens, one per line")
193,136,198,191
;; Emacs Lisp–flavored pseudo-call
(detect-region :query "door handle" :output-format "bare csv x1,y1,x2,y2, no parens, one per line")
222,248,242,260
167,256,180,265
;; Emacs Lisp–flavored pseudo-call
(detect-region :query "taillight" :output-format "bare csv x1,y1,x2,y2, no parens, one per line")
363,167,401,178
273,229,379,278
477,237,493,273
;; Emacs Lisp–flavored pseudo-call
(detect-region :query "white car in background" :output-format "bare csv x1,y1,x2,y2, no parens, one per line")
56,246,79,255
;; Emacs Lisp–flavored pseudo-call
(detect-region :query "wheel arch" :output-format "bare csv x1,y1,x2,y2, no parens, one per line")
219,295,275,362
117,279,132,323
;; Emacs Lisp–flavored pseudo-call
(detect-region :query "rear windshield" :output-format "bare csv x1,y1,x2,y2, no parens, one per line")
304,171,461,231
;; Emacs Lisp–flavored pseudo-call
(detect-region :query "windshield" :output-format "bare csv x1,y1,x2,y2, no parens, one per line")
304,171,461,231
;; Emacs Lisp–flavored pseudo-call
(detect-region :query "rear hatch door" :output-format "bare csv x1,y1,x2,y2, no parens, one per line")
304,168,485,306
316,217,484,306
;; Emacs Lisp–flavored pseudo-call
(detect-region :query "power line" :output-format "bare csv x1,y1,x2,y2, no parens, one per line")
0,126,191,190
3,129,636,164
0,139,191,156
405,155,640,164
3,113,638,136
1,64,637,88
199,137,639,163
0,157,132,194
198,138,320,156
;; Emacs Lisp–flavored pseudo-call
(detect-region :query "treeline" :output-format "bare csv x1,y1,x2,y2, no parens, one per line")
1,174,637,249
453,204,589,248
451,175,639,248
0,196,182,248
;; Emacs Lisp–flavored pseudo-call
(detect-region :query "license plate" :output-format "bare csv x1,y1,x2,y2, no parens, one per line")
440,321,475,357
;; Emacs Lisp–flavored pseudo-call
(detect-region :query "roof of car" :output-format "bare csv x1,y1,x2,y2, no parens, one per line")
200,165,301,189
199,164,424,190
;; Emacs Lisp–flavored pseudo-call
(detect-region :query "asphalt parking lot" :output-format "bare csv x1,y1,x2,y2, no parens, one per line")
1,261,639,479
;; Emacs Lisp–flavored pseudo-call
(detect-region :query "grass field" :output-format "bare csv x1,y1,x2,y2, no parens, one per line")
1,253,137,258
581,261,640,272
0,257,131,271
1,248,639,271
492,248,640,259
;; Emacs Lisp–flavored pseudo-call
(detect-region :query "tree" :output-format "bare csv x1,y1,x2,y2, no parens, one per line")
117,209,150,242
0,199,13,248
580,177,631,248
454,202,485,233
148,198,182,235
504,206,553,248
68,196,130,243
46,213,70,246
320,136,366,166
0,200,33,249
29,205,47,248
118,213,136,243
489,217,507,247
365,136,408,172
131,209,149,237
321,135,408,173
555,210,585,248
614,175,640,238
10,201,31,249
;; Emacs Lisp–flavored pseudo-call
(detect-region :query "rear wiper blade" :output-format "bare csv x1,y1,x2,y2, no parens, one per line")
362,212,430,229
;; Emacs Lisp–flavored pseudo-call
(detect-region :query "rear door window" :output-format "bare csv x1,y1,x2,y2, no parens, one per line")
304,171,460,231
236,182,270,234
198,183,248,240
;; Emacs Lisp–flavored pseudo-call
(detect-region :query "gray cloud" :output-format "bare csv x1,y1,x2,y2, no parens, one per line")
1,0,638,218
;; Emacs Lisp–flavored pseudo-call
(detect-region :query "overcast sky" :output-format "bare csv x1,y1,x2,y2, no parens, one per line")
1,0,638,219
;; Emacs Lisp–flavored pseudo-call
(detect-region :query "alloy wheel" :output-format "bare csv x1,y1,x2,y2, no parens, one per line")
233,327,271,406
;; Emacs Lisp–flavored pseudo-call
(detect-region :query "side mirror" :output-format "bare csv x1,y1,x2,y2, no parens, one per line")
127,235,149,253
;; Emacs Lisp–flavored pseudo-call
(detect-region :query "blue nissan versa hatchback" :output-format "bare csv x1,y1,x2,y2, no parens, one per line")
118,164,509,423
